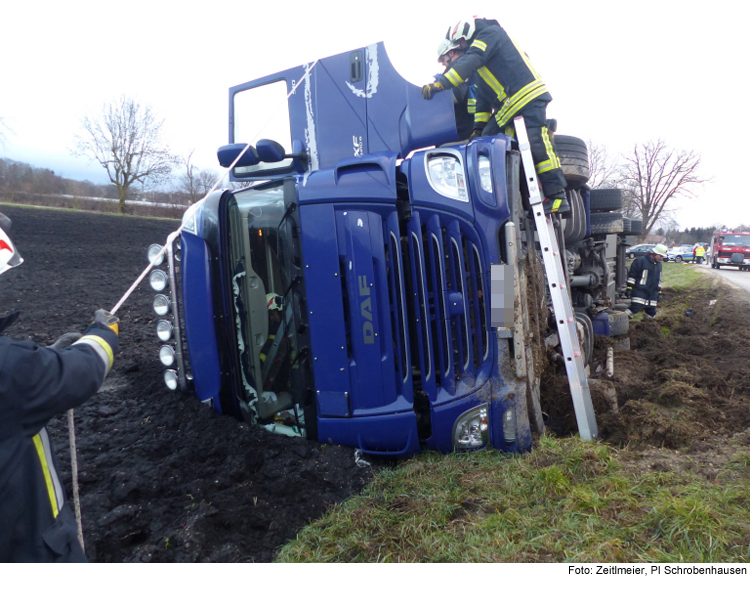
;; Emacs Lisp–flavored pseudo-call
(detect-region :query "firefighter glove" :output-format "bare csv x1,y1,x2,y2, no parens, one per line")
92,309,120,336
470,128,483,140
421,81,445,100
48,332,83,350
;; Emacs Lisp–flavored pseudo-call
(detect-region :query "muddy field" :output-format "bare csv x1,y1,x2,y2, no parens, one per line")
2,204,749,562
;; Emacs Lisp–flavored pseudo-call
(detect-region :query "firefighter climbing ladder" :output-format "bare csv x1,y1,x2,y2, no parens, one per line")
514,116,598,440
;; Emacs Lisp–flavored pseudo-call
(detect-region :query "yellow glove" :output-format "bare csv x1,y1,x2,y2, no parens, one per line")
421,81,445,100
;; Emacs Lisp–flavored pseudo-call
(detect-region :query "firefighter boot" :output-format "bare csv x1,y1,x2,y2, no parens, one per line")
542,191,571,217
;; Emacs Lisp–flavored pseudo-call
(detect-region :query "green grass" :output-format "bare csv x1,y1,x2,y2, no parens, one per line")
661,261,708,291
277,437,750,562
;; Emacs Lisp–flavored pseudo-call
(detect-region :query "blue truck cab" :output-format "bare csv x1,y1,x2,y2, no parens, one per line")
148,42,632,456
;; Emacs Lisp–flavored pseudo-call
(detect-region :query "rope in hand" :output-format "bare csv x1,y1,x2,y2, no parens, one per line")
66,59,319,553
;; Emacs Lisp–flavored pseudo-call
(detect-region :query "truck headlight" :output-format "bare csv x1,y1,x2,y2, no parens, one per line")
182,201,201,235
153,294,170,316
478,155,493,193
156,319,173,342
149,269,168,292
164,369,179,390
426,153,468,202
159,344,175,366
453,403,489,451
147,244,165,266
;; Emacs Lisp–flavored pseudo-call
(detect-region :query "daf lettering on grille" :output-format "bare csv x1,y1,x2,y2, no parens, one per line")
358,275,375,344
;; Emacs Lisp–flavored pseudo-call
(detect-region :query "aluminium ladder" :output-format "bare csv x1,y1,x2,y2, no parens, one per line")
513,116,598,440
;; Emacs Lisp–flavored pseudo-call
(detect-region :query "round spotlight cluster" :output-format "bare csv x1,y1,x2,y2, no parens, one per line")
147,240,185,393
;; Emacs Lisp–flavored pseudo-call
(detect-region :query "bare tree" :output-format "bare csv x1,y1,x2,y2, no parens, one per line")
617,139,709,238
0,117,10,144
179,150,200,203
197,169,221,196
74,96,177,213
586,140,618,189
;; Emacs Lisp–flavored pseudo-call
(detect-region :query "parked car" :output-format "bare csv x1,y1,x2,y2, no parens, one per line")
667,246,694,262
626,244,656,259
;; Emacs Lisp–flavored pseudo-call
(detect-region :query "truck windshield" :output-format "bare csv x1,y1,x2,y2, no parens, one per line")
722,235,750,246
225,183,302,416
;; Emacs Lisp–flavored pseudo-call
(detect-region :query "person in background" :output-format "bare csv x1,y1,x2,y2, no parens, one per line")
0,212,120,562
626,243,667,319
693,243,705,264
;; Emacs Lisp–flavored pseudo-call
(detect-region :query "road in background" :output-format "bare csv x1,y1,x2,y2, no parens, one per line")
682,261,750,293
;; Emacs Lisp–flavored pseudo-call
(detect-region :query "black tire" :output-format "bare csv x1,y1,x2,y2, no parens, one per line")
590,188,623,212
675,255,682,263
621,217,632,234
609,310,629,337
627,218,644,236
589,211,624,235
555,135,590,189
628,252,636,259
563,189,586,245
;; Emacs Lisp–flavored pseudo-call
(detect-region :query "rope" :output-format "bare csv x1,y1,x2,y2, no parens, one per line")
68,409,85,552
67,59,320,553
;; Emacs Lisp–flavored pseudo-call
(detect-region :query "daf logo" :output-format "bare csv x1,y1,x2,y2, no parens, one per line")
358,275,375,344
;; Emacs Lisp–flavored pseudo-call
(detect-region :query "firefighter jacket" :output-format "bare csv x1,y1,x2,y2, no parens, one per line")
627,254,663,307
0,322,118,562
436,18,552,132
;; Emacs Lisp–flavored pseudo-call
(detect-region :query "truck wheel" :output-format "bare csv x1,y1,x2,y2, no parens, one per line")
627,219,644,236
589,211,624,235
590,188,623,212
555,135,590,189
609,310,629,337
563,189,586,245
620,217,632,235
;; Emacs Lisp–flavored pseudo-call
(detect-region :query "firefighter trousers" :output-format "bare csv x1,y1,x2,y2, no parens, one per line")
483,101,567,198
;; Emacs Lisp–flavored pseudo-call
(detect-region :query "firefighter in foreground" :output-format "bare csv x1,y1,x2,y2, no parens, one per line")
626,244,667,319
422,16,569,216
0,212,120,562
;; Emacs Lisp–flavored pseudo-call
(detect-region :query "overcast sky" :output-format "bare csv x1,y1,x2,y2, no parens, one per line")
1,0,746,230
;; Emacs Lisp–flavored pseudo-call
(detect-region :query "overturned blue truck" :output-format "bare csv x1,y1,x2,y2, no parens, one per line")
147,43,639,456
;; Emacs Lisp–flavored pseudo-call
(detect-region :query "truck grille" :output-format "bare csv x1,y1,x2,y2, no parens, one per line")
385,213,489,397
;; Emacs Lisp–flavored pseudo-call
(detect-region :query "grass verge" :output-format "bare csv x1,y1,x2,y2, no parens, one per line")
276,436,750,562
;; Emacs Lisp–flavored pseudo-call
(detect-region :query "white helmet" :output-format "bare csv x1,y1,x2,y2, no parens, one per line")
266,293,283,312
0,213,23,277
447,17,477,43
652,244,668,256
437,38,461,59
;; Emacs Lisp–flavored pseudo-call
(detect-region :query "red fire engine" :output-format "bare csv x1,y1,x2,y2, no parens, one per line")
709,229,750,270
